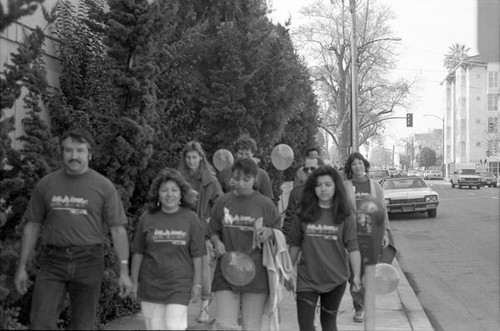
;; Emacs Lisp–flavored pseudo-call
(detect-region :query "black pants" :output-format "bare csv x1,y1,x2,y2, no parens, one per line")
296,282,347,331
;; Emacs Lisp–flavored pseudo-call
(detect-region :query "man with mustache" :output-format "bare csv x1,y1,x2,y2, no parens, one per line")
14,129,133,330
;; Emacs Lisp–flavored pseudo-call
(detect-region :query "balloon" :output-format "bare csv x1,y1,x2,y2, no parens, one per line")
271,144,294,170
213,149,234,171
221,251,256,286
375,263,400,295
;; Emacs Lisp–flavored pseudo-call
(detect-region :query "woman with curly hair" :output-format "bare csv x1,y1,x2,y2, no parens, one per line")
343,152,391,323
178,141,222,323
130,168,206,330
287,166,361,331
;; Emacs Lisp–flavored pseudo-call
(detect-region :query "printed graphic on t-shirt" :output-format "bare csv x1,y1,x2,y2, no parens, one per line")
50,195,88,215
151,229,187,245
222,207,261,232
354,192,373,234
304,223,339,241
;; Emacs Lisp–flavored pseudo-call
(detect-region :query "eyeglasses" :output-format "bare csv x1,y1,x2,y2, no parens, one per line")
304,167,317,173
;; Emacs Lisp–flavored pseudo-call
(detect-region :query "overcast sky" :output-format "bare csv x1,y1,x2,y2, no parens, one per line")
268,0,477,144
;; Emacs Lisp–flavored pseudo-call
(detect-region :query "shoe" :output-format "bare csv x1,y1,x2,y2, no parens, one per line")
197,310,210,323
353,310,364,323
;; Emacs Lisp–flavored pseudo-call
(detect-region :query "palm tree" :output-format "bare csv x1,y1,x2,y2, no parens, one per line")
443,43,470,71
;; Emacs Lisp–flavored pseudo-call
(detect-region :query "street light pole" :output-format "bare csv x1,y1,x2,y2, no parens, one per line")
350,0,359,153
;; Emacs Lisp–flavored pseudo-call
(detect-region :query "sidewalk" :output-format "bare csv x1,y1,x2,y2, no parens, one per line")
103,258,433,331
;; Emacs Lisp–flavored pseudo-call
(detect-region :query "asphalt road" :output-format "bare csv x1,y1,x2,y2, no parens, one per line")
388,180,499,331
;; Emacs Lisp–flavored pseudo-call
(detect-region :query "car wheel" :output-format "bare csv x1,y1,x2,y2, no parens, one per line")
477,185,481,189
428,209,437,218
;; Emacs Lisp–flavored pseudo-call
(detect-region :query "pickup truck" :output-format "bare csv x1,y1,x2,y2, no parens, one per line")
450,168,481,189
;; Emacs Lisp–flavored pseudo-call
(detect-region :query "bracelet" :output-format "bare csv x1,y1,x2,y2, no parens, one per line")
194,284,202,288
120,259,129,264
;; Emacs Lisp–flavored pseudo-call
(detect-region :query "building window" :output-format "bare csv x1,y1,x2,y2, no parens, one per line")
477,73,481,78
476,142,481,147
489,94,499,111
488,117,499,133
476,119,481,124
488,71,499,89
477,96,480,101
488,139,500,156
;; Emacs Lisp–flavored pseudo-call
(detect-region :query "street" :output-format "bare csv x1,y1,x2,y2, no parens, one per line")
389,180,500,331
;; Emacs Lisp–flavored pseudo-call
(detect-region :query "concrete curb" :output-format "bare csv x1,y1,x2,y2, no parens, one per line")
394,259,434,331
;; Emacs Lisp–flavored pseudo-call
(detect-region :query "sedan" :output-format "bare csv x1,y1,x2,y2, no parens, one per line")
478,172,497,187
381,176,439,218
427,170,443,180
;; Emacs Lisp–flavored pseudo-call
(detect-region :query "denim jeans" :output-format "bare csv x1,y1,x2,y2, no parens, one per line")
30,244,104,330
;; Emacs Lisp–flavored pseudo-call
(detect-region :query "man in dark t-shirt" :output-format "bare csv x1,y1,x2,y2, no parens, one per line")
14,129,133,330
218,134,274,199
282,156,324,237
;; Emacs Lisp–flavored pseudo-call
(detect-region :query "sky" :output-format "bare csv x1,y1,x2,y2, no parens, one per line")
267,0,477,147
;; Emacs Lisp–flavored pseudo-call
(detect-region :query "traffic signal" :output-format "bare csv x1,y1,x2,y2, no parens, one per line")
406,113,413,127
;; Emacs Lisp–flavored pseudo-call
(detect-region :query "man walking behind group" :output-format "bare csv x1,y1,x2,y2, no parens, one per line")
217,134,274,199
282,156,324,237
14,129,133,330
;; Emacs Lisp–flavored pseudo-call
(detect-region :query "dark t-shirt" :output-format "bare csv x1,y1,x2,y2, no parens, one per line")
287,208,358,293
209,191,281,293
352,178,378,264
132,207,206,305
23,169,127,246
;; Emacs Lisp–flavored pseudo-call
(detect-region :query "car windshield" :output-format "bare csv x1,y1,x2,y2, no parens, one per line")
382,178,428,190
480,172,494,177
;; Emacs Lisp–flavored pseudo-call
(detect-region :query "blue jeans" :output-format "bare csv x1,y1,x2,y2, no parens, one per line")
30,244,104,330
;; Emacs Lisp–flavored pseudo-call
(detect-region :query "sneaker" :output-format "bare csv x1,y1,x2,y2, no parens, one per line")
197,310,210,323
353,310,364,323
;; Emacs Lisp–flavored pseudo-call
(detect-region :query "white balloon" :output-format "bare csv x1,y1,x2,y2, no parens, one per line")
271,144,294,170
213,149,234,171
375,263,400,295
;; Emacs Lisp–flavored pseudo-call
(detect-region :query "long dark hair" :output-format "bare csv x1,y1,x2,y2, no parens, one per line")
178,141,216,176
344,152,370,180
146,168,197,213
299,166,353,225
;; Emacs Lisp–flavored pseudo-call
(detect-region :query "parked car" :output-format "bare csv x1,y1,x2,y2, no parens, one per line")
427,170,443,180
478,172,497,187
381,176,439,218
407,170,418,176
368,169,391,183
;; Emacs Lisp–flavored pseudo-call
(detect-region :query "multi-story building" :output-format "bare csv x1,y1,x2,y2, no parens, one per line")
1,0,60,149
442,0,500,177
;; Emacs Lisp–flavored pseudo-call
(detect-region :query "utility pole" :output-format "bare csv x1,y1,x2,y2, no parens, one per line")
350,0,358,153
